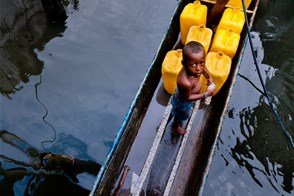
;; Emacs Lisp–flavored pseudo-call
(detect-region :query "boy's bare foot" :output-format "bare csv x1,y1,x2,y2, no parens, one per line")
172,127,187,135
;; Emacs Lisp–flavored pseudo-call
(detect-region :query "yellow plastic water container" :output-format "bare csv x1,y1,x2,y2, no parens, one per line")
199,51,231,95
210,28,240,58
161,49,183,94
228,0,252,9
185,25,213,54
217,7,245,34
180,1,207,44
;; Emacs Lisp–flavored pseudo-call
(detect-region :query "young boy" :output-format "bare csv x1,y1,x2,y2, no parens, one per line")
171,41,215,135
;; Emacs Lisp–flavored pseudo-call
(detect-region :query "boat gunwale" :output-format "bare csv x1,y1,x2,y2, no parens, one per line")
168,0,261,195
198,0,261,194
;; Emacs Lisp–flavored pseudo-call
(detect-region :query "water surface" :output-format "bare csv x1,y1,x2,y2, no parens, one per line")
202,0,294,195
0,0,178,194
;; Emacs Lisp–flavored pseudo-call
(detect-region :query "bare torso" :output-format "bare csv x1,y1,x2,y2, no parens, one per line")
176,68,202,100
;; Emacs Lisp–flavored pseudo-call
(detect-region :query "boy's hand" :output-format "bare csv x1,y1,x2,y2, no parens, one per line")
206,83,216,97
206,78,213,86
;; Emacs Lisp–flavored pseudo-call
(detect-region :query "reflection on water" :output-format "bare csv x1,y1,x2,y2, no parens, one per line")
1,0,178,194
203,0,294,195
0,130,100,195
236,101,294,193
0,0,99,194
34,74,57,149
0,0,67,97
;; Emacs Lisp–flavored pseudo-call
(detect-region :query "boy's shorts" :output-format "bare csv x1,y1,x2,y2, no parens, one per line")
171,92,192,121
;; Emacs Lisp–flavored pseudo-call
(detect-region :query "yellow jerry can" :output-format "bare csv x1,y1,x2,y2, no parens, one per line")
185,25,213,54
161,49,183,94
199,51,232,95
180,1,207,44
210,0,252,9
210,28,240,59
227,0,252,9
217,7,245,34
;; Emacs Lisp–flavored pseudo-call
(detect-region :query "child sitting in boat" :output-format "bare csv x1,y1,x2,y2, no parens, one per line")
171,41,215,135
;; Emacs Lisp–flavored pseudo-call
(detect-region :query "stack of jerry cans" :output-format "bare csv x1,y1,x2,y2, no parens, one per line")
210,6,245,59
163,0,209,94
206,5,245,95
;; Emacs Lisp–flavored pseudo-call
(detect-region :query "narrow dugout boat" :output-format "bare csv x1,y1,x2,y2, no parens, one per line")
91,0,260,195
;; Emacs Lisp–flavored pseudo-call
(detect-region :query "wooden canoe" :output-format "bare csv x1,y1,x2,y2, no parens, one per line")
91,0,260,195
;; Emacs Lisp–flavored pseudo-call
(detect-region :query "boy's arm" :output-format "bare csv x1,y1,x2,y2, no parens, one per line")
203,66,213,86
203,67,216,97
178,82,204,101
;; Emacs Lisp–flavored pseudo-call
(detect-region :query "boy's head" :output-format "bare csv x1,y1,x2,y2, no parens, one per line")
182,41,205,61
182,41,206,77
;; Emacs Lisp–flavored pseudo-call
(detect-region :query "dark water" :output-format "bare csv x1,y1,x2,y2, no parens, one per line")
0,0,177,194
202,0,294,195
